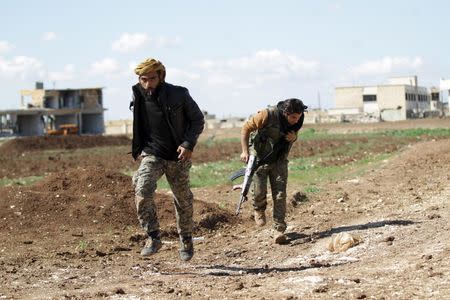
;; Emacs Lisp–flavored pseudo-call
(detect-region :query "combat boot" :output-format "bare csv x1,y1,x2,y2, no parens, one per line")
273,222,288,245
140,237,162,256
254,210,266,226
141,230,162,256
179,235,194,261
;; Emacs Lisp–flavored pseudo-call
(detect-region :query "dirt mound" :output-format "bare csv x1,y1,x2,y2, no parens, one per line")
194,142,242,163
0,166,237,236
0,135,131,154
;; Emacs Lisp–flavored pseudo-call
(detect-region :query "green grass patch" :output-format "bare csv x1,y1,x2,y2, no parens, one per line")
0,175,43,187
141,150,392,191
76,240,89,252
305,186,320,193
298,127,338,140
380,128,450,138
155,160,244,189
122,169,135,177
123,160,245,190
121,127,450,191
288,158,344,184
190,160,244,187
299,127,450,141
287,151,395,194
200,137,240,147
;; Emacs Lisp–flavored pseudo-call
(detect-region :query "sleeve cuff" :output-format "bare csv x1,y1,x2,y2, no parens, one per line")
180,141,194,151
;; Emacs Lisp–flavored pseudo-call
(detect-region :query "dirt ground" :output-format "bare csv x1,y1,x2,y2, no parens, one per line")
1,118,450,299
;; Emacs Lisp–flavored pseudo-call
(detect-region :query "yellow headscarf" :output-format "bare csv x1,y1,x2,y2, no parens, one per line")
134,58,166,80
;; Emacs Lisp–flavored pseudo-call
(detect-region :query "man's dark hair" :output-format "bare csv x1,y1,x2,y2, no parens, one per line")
280,98,308,114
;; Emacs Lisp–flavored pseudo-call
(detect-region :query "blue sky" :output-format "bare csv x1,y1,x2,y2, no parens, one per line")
1,0,449,120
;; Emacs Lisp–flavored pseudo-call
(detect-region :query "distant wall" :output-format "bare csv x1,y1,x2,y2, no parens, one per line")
104,118,247,135
377,85,406,120
381,109,404,122
105,119,133,135
335,87,363,109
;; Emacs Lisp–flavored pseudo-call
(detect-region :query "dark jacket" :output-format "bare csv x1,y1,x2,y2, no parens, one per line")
131,82,205,160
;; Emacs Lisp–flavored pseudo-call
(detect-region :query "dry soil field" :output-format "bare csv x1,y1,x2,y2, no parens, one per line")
1,118,450,299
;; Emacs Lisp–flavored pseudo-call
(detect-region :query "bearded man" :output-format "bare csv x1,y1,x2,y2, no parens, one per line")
131,58,204,261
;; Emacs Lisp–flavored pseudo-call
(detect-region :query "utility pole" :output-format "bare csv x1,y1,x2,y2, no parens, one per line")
317,91,321,110
410,76,419,118
414,75,419,117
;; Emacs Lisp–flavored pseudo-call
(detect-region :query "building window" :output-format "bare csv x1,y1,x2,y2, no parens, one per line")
431,92,439,101
363,95,377,102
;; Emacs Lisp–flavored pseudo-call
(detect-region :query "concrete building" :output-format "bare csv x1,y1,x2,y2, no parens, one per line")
438,79,450,117
0,82,106,136
334,76,446,121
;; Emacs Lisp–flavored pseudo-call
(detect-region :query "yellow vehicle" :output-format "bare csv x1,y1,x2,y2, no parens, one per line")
47,124,79,136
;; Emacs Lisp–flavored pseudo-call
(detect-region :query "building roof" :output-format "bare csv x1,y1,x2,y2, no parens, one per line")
44,87,104,92
335,83,427,89
0,107,106,116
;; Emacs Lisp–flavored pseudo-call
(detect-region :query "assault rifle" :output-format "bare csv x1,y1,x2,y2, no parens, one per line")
230,138,290,215
230,154,257,215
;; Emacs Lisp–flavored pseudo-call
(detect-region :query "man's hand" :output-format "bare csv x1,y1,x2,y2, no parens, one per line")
240,131,251,163
177,146,192,162
285,131,297,143
240,151,249,163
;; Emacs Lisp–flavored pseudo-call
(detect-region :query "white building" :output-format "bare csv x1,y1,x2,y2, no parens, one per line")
334,76,444,121
440,78,450,104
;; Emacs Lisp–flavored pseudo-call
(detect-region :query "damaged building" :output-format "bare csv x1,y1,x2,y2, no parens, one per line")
0,82,106,136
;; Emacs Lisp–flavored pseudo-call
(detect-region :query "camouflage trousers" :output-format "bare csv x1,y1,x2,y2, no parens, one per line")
132,154,194,237
252,159,288,232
